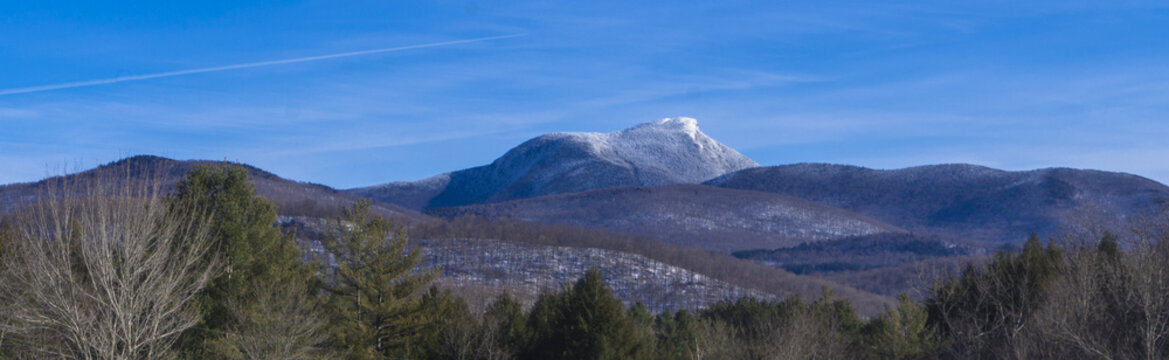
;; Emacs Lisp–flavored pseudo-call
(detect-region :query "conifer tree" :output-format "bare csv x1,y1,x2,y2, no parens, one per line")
523,290,565,358
627,302,656,360
863,294,938,360
416,287,486,360
484,292,529,356
0,220,9,257
322,200,436,359
523,269,642,360
171,164,312,356
653,310,698,360
1097,232,1120,260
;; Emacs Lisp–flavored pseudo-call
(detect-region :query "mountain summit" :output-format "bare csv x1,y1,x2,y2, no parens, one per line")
350,117,758,209
545,117,757,185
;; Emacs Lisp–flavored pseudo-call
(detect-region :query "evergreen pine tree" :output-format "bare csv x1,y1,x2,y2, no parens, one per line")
172,164,311,356
524,287,570,358
863,294,938,360
627,302,656,360
413,286,476,360
0,219,11,264
653,310,698,360
1098,232,1121,260
322,200,436,359
484,292,529,356
523,269,642,360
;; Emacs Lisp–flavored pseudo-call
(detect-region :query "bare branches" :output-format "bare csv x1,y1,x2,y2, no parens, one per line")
208,276,332,360
1034,230,1169,360
0,166,217,359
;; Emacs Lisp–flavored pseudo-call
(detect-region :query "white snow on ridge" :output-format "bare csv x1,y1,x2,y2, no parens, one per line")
536,117,758,185
366,173,451,190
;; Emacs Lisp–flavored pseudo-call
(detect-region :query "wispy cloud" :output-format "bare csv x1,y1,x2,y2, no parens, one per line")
0,34,526,96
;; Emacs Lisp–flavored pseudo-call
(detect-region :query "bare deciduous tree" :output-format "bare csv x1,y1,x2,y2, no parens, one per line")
429,317,515,360
692,319,743,360
208,276,332,360
0,170,218,359
1035,227,1169,360
1031,246,1119,360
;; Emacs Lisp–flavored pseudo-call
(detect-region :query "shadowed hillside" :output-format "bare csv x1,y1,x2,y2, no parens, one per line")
707,163,1169,243
426,184,905,252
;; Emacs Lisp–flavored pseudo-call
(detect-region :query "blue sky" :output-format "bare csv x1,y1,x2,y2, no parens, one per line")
2,1,1168,188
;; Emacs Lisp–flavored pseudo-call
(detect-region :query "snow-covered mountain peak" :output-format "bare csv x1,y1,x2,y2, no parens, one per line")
636,116,699,130
535,117,758,186
351,117,758,208
625,117,700,138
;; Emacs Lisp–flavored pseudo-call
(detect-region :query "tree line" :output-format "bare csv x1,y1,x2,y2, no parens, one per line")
1,163,1166,359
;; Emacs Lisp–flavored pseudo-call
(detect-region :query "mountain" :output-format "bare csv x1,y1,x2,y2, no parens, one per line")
349,117,758,209
426,184,905,253
0,155,429,223
706,163,1169,243
3,156,892,314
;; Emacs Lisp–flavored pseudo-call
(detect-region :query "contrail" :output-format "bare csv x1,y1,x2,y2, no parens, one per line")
0,33,526,96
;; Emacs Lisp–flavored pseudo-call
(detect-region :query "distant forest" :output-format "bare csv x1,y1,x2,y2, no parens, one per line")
1,163,1168,359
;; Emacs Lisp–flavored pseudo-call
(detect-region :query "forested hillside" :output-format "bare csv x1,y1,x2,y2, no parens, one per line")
281,213,893,315
2,161,1168,359
426,184,904,253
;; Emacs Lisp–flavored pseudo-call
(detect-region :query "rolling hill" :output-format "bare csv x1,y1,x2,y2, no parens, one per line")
0,155,429,223
707,163,1169,243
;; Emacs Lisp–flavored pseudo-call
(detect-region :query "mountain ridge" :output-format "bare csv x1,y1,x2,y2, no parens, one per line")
348,117,758,209
0,155,430,223
706,162,1169,243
